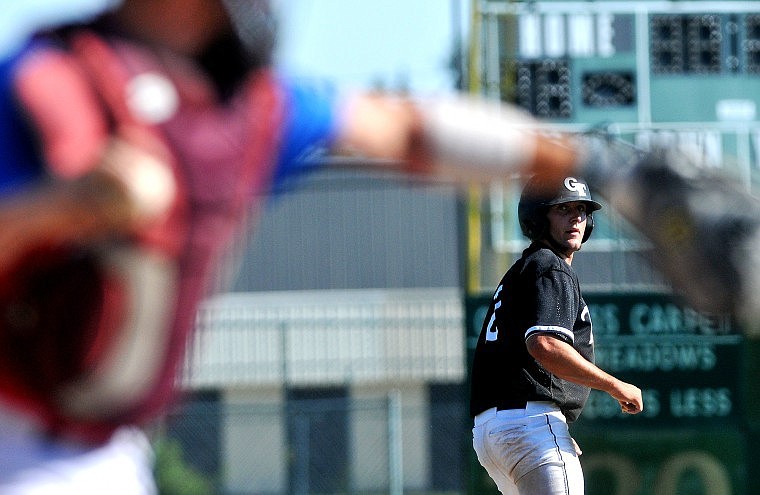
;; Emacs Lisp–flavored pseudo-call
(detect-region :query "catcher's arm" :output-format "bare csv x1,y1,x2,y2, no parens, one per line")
0,138,176,274
340,93,760,333
335,93,576,182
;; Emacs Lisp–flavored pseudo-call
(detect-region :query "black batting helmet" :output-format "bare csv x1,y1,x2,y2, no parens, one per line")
518,175,602,243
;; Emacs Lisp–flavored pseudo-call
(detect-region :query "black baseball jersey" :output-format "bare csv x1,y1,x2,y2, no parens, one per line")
469,242,594,423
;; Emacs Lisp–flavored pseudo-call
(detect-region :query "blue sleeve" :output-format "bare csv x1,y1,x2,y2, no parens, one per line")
0,45,45,196
270,77,340,191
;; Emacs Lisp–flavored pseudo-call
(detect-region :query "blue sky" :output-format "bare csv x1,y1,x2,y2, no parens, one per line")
277,0,465,93
0,0,466,94
0,0,113,57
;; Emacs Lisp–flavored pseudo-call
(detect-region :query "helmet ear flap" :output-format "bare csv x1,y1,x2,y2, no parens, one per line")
582,214,594,243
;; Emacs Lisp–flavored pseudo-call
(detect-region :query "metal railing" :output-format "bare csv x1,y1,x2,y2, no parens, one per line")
184,288,466,389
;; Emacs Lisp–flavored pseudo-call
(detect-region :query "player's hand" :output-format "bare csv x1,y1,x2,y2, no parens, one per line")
97,137,176,226
611,381,643,414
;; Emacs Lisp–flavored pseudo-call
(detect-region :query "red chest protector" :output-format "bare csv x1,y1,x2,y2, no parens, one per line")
0,31,285,443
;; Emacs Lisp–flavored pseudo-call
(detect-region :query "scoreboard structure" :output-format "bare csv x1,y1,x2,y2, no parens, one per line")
473,0,760,185
466,2,760,495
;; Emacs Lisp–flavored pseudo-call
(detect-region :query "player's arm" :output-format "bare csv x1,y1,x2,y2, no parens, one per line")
526,333,643,414
334,93,577,183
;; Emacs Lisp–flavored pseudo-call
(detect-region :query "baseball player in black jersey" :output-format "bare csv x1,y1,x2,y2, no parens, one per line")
469,175,643,495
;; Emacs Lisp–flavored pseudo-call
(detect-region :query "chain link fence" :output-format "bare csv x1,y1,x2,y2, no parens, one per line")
153,390,468,495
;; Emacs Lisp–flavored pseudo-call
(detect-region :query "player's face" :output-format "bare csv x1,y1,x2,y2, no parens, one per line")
546,201,587,254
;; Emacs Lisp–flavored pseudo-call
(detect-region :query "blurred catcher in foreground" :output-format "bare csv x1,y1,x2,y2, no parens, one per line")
0,0,575,492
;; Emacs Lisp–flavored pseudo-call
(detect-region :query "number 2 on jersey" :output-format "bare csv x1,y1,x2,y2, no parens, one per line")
485,285,503,342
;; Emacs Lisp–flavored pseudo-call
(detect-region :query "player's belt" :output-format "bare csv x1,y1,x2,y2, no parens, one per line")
495,398,528,411
474,401,561,426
